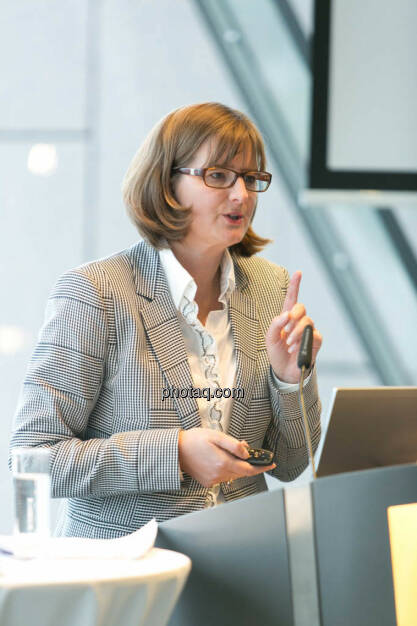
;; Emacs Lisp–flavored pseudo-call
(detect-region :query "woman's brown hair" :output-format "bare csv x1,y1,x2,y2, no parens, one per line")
122,102,271,256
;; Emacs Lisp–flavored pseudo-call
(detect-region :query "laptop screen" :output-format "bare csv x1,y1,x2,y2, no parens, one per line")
317,387,417,477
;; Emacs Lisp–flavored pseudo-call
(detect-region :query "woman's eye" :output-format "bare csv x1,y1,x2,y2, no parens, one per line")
208,170,226,180
245,175,256,185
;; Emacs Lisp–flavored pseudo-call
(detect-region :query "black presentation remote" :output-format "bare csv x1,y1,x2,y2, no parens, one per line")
245,447,274,466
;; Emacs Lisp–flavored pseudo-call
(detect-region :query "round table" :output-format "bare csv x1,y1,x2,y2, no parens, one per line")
0,547,191,626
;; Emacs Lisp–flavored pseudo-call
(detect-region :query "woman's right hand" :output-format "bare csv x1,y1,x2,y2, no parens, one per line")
178,427,276,488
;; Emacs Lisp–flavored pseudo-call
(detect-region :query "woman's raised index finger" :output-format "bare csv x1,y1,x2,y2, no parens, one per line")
282,271,302,312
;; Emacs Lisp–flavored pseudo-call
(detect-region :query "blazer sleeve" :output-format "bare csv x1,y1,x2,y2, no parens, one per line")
264,364,321,481
9,268,182,498
262,264,321,481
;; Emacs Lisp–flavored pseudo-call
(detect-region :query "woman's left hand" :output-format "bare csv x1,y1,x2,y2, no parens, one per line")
265,271,323,384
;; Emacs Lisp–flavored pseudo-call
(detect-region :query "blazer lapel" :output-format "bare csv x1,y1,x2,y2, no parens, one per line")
227,270,259,441
130,241,201,430
129,241,260,438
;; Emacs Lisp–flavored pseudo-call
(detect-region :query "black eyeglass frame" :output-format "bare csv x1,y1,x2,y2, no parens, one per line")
172,166,272,192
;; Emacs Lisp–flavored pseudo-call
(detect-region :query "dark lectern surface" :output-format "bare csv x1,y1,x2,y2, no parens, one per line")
313,464,417,626
317,387,417,477
156,489,292,626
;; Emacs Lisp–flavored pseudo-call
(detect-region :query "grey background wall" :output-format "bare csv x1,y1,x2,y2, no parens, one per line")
1,0,413,534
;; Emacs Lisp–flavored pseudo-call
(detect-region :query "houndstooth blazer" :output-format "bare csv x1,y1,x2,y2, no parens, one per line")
10,239,321,538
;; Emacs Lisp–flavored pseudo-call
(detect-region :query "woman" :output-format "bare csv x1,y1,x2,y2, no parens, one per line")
10,102,322,538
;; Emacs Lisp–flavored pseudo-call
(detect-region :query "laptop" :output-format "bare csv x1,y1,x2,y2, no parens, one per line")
317,387,417,478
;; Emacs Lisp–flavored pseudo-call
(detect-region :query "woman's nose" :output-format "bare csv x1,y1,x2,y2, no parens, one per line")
229,175,249,200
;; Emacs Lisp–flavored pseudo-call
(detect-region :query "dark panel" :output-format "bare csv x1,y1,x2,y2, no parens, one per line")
156,489,293,626
313,464,417,626
310,0,417,191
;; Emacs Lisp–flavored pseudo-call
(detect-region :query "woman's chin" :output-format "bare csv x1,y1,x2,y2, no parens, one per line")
224,228,246,247
193,226,246,251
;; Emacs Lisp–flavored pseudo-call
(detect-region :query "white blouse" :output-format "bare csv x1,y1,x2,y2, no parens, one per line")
159,246,304,506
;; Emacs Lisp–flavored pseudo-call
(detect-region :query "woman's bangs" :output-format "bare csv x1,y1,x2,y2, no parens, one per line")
205,125,262,169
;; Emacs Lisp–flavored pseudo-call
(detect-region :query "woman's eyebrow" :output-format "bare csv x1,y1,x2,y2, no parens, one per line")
209,163,258,172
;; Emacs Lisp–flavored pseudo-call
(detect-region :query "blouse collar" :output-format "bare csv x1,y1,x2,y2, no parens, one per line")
158,245,236,311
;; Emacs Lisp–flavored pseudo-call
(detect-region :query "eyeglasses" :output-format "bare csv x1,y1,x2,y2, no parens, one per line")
172,166,272,192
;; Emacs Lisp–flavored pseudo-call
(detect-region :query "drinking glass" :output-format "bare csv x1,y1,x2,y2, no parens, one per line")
11,447,51,537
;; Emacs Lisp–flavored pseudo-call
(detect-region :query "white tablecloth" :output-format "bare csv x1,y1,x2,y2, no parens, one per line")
0,547,191,626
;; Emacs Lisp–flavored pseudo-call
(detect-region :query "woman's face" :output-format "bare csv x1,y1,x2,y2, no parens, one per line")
172,140,258,255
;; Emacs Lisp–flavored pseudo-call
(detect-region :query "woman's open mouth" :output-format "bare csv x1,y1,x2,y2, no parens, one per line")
224,213,244,224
